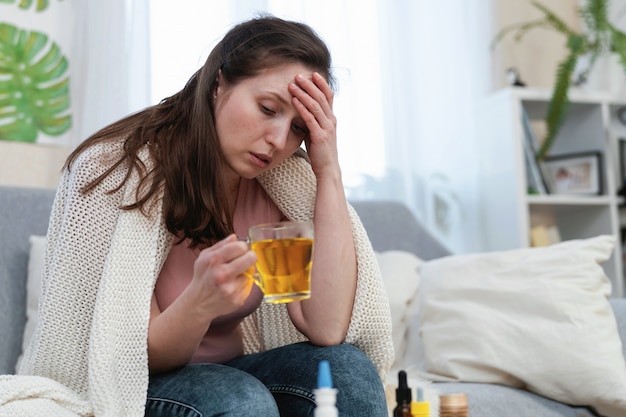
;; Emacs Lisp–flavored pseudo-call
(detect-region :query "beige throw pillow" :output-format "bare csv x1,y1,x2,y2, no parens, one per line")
407,235,626,417
375,250,422,370
17,235,46,369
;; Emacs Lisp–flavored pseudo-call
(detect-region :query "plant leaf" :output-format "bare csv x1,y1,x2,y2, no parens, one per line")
0,0,50,12
492,2,579,51
609,22,626,66
538,50,579,160
582,0,610,33
531,1,578,37
0,22,71,142
491,20,550,49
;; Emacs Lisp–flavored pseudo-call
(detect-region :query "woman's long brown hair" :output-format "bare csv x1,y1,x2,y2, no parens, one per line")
65,15,334,247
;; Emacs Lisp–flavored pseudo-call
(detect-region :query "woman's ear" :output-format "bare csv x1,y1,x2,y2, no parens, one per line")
213,70,222,102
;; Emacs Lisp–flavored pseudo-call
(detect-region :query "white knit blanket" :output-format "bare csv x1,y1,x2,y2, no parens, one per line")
0,142,393,416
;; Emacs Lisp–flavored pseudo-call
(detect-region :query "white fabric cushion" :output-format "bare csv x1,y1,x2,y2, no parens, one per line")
375,250,422,370
17,235,46,368
405,235,626,417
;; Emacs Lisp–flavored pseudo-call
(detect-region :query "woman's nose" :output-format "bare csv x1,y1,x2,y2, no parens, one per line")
266,123,290,150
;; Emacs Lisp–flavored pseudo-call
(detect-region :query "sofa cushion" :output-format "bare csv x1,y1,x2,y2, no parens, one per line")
435,382,598,417
0,186,55,374
16,235,47,369
611,297,626,361
405,235,626,417
375,250,422,370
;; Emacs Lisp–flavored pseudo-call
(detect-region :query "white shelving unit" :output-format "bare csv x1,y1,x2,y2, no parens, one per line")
607,99,626,226
476,87,624,297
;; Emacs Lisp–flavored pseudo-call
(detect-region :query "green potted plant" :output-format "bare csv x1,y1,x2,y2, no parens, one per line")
492,0,626,160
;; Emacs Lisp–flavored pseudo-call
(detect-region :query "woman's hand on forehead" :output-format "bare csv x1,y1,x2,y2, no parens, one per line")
288,72,339,177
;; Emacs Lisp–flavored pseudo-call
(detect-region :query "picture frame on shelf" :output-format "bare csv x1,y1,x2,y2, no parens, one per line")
542,151,603,195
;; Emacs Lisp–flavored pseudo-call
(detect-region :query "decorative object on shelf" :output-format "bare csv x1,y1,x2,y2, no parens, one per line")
492,0,626,160
542,151,603,195
0,0,71,143
506,67,526,87
529,210,562,247
530,224,562,247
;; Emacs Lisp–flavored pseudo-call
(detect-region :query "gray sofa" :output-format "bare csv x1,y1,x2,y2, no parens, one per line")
1,184,625,417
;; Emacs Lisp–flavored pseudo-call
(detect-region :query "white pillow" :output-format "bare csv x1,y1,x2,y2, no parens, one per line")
17,235,47,369
405,235,626,417
375,250,422,370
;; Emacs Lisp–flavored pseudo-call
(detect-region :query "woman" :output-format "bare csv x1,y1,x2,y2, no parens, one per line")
18,15,392,416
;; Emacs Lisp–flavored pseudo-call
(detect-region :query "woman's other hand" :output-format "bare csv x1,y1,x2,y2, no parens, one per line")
147,235,256,373
190,234,256,317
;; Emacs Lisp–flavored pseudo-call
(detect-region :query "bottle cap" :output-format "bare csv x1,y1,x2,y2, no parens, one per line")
440,392,468,411
411,401,430,417
317,360,333,389
440,392,467,406
395,370,412,403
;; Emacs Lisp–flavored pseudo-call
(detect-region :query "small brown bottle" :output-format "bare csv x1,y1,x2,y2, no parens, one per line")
393,370,412,417
439,392,468,417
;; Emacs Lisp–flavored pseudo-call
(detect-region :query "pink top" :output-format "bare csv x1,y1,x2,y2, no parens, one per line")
154,178,283,363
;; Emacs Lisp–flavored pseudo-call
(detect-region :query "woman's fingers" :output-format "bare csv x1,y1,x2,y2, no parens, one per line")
190,237,257,315
205,239,254,271
289,73,335,130
312,72,334,108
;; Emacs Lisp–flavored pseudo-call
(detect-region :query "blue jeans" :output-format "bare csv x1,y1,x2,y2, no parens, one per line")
145,342,387,417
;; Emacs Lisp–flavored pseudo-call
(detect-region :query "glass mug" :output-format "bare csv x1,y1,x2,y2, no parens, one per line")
242,221,314,304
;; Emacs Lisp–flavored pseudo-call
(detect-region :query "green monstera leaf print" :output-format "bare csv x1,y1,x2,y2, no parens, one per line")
0,22,71,142
0,0,50,13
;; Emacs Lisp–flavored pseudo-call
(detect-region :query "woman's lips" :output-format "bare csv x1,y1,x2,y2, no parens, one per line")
250,152,271,168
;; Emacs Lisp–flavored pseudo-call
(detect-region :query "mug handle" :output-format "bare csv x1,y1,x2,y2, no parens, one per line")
243,266,263,291
238,236,264,292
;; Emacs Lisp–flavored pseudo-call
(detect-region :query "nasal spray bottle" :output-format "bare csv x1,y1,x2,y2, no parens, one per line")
314,360,338,417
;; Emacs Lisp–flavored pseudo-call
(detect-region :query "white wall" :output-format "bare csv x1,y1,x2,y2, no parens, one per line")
0,142,69,189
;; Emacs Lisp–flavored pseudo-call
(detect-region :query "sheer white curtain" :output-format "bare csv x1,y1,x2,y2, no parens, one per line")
147,0,492,253
375,1,492,252
70,0,151,145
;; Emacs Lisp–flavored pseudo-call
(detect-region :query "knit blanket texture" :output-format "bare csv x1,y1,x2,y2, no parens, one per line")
0,142,393,416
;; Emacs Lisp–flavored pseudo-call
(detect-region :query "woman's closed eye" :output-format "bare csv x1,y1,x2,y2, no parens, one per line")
260,105,276,115
261,104,307,137
291,123,308,138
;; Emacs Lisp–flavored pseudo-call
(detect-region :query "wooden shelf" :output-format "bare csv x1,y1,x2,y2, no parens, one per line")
527,195,614,206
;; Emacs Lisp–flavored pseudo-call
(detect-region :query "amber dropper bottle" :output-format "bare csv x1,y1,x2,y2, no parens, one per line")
393,370,412,417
